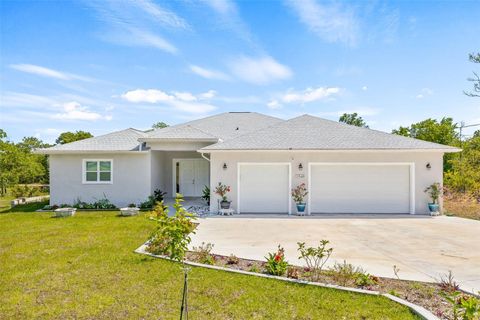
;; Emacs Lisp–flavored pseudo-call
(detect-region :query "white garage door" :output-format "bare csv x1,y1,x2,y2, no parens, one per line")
239,164,290,214
309,164,412,214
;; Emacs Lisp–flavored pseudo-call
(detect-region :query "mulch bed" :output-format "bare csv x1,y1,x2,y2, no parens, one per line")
184,251,475,320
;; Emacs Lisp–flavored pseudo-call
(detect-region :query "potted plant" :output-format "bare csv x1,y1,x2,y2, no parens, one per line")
292,183,308,215
424,182,442,215
215,182,231,209
201,185,210,206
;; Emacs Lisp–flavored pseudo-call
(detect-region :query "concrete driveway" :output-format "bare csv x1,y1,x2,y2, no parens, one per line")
190,215,480,293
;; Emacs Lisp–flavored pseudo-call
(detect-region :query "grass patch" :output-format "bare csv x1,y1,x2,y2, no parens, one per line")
0,211,420,319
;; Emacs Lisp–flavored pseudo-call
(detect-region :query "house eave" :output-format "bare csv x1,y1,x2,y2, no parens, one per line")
197,148,462,153
34,150,150,155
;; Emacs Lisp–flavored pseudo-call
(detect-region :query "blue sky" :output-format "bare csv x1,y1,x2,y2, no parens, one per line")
1,0,479,143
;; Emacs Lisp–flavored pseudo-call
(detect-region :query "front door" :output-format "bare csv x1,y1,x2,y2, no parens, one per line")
177,159,209,197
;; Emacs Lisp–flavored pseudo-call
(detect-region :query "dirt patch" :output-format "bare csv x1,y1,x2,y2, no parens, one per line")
444,192,480,220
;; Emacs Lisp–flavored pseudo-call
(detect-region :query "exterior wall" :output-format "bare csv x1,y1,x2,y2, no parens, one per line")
209,151,444,215
49,153,150,207
150,151,203,196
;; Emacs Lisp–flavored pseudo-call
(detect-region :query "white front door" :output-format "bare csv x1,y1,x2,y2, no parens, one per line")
177,159,209,197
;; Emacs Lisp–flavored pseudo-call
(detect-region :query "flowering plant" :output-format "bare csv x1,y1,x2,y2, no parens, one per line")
214,182,231,201
292,183,308,204
265,245,288,276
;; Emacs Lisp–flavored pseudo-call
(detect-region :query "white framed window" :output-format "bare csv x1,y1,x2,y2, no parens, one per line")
82,159,113,184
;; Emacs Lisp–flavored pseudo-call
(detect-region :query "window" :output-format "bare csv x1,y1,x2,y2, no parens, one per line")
83,160,112,183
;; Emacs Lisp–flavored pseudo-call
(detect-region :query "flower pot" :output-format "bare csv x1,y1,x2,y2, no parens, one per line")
296,203,306,215
428,203,440,216
220,200,231,209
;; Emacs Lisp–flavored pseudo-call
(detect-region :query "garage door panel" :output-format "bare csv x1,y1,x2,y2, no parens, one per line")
310,164,410,214
239,164,289,213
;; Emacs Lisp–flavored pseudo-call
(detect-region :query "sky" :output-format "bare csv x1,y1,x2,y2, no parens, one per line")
1,0,479,143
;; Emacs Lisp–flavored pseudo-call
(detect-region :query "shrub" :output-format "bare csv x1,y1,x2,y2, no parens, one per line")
153,189,167,202
444,291,480,320
249,264,260,273
226,254,239,265
265,245,288,276
146,195,196,261
201,185,210,205
355,273,378,288
331,260,366,286
93,195,116,209
191,242,215,265
439,270,460,293
140,195,156,209
11,185,42,198
297,240,333,281
127,203,137,208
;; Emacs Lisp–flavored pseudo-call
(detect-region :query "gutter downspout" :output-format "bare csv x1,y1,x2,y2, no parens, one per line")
200,152,210,162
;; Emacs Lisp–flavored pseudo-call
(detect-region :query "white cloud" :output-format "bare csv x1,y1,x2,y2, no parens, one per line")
189,65,230,81
362,86,368,91
86,0,185,54
52,102,112,121
416,88,434,99
267,100,282,109
10,64,94,82
228,55,292,85
285,0,358,45
121,89,216,114
280,86,341,104
198,90,217,99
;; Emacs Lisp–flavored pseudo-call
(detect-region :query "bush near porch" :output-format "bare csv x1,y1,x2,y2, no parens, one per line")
0,210,419,319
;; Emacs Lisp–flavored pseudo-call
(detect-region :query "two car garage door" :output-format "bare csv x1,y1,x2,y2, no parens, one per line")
238,163,412,214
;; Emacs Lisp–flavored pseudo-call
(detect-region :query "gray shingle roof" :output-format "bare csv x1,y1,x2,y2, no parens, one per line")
36,128,147,153
144,112,283,141
200,115,461,151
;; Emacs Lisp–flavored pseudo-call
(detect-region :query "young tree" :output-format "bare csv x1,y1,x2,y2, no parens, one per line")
464,52,480,97
152,122,169,129
339,113,369,128
56,131,93,144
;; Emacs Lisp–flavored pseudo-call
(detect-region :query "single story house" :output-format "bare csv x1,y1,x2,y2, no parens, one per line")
37,112,460,215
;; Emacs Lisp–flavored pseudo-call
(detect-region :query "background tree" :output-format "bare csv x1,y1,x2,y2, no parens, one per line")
56,131,93,144
152,122,169,129
464,52,480,97
339,113,369,128
392,118,460,171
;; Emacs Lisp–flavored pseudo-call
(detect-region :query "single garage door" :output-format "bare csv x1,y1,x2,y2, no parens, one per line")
239,163,290,214
309,163,412,214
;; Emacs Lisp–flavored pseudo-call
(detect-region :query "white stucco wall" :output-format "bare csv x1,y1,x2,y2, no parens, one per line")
49,153,151,207
150,151,203,196
209,151,445,215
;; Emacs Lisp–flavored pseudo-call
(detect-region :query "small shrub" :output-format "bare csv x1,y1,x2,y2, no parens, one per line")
226,254,239,265
444,291,480,320
355,273,378,288
192,242,215,265
11,185,42,198
331,260,366,286
265,245,288,276
140,195,156,209
249,264,260,273
201,185,210,205
93,195,116,209
146,195,196,261
439,270,460,293
128,203,137,208
297,240,333,281
287,266,299,279
153,189,167,202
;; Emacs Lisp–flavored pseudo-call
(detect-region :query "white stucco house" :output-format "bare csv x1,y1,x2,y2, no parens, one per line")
37,112,460,215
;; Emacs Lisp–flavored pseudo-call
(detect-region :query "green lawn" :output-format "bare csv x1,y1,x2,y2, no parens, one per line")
0,209,420,319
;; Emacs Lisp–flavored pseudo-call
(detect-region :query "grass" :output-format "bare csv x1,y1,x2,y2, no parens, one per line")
0,210,420,319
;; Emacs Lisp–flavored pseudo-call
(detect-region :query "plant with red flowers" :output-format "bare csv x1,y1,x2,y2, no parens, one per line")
292,183,308,204
214,182,231,201
265,245,288,276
